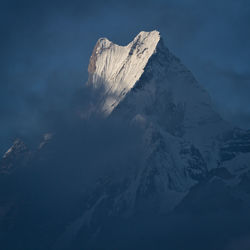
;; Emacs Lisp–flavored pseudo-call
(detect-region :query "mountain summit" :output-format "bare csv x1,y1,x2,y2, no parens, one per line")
87,30,230,158
87,30,160,115
82,30,250,215
52,31,250,249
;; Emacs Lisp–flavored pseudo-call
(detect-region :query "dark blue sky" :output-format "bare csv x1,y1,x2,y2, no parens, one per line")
0,0,250,153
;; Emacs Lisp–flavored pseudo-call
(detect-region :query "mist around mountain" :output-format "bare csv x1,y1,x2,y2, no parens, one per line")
0,31,250,250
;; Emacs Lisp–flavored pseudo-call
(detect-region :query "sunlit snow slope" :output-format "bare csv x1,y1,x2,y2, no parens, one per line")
87,30,160,115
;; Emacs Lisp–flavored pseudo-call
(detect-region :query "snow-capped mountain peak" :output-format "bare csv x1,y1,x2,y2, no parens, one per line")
87,30,160,115
82,30,233,212
2,29,250,250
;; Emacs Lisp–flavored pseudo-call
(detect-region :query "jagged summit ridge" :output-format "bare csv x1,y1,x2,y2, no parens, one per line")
87,30,160,115
83,30,233,213
87,30,231,157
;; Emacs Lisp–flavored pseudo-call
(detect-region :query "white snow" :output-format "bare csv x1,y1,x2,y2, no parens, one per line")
74,30,249,226
84,30,232,211
87,30,160,115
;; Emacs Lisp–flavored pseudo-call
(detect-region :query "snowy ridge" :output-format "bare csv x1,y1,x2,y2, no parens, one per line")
83,30,250,215
87,30,160,115
76,31,229,215
50,30,250,249
83,30,233,212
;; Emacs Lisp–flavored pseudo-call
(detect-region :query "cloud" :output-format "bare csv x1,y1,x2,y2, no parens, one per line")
0,0,250,155
226,234,250,250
